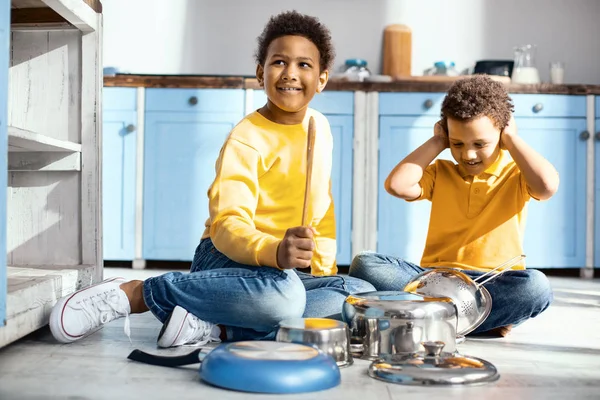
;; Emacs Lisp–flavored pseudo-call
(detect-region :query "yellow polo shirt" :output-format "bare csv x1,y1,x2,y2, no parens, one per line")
412,150,531,272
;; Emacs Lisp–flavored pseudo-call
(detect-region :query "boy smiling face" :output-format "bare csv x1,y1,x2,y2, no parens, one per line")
256,35,328,125
447,115,502,176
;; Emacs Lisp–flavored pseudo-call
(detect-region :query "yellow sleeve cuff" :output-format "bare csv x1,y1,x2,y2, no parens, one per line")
257,238,282,269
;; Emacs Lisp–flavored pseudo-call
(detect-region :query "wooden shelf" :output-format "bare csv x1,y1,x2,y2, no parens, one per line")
0,264,95,347
8,126,82,152
11,0,100,32
8,152,81,171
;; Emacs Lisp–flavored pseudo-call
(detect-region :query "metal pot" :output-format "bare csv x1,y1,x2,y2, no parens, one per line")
276,318,353,368
342,291,458,360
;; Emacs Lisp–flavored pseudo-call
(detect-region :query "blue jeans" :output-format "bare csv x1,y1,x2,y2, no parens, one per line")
142,238,376,341
348,252,554,334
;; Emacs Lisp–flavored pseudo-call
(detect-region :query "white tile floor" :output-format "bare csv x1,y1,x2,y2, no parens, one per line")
0,268,599,400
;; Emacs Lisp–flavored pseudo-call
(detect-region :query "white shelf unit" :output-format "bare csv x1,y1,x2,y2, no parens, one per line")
8,126,82,152
0,0,103,348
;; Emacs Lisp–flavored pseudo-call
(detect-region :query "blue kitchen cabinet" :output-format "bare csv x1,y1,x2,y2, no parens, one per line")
515,117,587,268
102,87,137,260
511,94,587,268
0,0,8,326
143,89,244,261
377,93,587,269
327,114,353,265
252,90,354,265
377,115,452,263
595,97,600,267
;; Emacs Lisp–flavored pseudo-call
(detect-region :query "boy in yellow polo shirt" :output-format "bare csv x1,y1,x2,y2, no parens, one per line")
350,75,558,337
48,11,375,347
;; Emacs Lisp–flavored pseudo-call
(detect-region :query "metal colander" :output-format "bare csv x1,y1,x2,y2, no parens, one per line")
404,255,525,335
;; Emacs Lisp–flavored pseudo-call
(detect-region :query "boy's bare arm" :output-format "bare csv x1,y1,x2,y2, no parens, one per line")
385,122,448,200
502,116,559,200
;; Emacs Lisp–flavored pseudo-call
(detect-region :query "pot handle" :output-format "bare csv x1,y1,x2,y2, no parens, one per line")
350,342,364,355
422,341,445,357
127,348,203,367
473,254,526,286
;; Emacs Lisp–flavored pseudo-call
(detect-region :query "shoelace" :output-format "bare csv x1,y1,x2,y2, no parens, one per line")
77,290,131,342
182,316,220,347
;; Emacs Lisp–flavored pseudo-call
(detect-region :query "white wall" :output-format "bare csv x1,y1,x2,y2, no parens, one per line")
102,0,600,84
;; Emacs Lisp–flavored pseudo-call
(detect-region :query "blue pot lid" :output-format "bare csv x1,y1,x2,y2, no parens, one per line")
199,341,340,394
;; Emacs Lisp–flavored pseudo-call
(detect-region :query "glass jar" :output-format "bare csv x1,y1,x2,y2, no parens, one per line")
424,61,459,76
512,44,540,84
342,58,371,82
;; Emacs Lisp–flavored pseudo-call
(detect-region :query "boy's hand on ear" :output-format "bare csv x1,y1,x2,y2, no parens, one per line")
433,120,449,148
276,226,315,270
501,115,517,150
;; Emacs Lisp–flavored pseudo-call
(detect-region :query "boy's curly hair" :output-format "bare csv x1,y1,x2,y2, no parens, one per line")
255,10,335,72
440,75,514,132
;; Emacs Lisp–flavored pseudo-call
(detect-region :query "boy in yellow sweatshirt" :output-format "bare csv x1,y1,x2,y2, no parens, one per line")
350,75,557,337
49,11,375,346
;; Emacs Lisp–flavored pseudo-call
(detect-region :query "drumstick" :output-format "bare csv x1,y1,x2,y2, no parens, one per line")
301,116,316,227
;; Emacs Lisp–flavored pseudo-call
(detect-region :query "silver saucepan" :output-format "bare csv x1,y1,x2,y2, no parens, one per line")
276,318,353,368
342,291,458,360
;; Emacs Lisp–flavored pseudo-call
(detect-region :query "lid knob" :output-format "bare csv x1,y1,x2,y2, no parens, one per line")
422,341,445,356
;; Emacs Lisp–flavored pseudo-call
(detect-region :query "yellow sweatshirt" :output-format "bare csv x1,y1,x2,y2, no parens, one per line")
201,109,338,276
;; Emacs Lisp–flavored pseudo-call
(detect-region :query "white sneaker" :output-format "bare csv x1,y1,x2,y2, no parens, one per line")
50,277,131,343
157,306,221,348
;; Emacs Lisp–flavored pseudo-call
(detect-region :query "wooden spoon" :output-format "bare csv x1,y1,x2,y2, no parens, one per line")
301,116,316,227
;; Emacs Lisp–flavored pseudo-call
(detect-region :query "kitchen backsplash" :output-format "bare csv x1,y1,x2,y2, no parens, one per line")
101,0,600,84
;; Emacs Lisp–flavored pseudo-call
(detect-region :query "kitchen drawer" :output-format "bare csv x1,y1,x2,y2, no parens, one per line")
511,94,586,118
379,92,445,116
252,90,354,115
145,88,245,113
103,87,137,111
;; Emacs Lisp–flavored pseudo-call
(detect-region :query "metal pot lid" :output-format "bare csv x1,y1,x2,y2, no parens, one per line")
347,291,453,303
344,291,458,327
368,341,499,386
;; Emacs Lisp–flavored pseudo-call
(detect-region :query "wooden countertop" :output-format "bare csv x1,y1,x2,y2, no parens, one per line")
103,75,245,89
103,74,600,95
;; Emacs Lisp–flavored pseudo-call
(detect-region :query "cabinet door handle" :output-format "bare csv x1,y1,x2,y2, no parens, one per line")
532,103,543,113
579,131,590,141
596,131,600,141
189,96,198,106
423,99,434,109
125,124,136,133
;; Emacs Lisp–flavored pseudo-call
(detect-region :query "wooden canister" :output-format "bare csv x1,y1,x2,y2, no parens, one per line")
382,24,412,78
